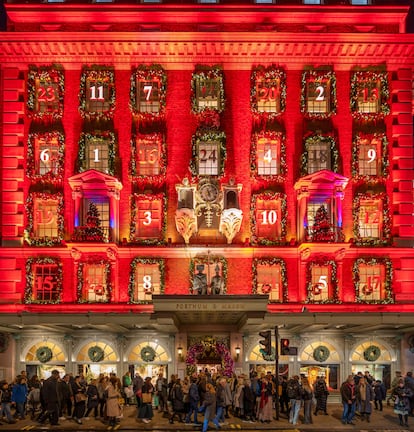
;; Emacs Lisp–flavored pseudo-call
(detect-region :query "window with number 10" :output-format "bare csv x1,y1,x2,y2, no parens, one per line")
255,198,281,240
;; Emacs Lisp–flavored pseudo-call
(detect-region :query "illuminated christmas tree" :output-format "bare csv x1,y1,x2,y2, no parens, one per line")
311,205,335,242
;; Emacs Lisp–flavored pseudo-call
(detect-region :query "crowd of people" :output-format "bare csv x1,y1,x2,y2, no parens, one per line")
0,368,413,430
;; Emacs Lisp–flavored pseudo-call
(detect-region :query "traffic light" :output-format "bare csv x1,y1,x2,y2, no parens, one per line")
259,330,272,356
281,338,290,355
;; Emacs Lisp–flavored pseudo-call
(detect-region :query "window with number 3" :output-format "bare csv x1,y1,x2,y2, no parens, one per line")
131,193,165,244
129,258,165,303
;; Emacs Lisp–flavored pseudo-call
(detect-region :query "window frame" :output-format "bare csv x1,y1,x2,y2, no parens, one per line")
306,260,339,304
252,257,287,302
77,258,112,304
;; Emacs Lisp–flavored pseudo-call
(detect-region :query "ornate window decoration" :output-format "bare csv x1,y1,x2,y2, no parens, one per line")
127,341,169,364
301,69,337,119
25,192,64,247
77,131,117,176
252,257,288,302
305,259,340,304
190,256,227,295
27,130,65,184
190,128,226,177
191,65,225,126
353,192,391,246
300,133,339,176
250,65,286,120
77,258,112,303
88,346,105,362
350,70,390,121
130,192,166,245
129,257,165,304
351,132,389,183
250,130,286,181
313,345,330,363
25,256,63,304
353,257,393,304
79,66,115,121
250,191,287,245
130,132,167,186
27,64,64,121
130,64,167,122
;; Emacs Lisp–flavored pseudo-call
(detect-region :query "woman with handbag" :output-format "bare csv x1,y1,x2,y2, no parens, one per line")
392,378,413,427
106,376,122,427
138,377,154,424
71,375,87,424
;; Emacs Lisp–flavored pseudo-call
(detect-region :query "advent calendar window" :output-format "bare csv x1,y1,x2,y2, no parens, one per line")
129,258,164,303
131,133,163,176
27,131,64,182
81,197,110,239
131,193,165,244
303,135,333,174
357,198,382,239
253,258,286,302
301,70,336,118
34,197,59,239
256,132,282,176
197,140,220,175
191,67,225,114
353,258,393,304
356,80,380,113
137,79,161,114
78,261,111,303
251,192,286,245
306,261,338,303
78,132,116,176
25,258,62,304
353,132,388,180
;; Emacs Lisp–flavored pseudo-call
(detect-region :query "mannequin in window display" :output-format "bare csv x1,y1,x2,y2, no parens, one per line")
192,264,208,295
210,265,224,295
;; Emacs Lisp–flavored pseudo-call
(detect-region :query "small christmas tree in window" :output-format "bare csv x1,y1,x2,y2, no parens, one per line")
311,205,335,242
84,202,104,241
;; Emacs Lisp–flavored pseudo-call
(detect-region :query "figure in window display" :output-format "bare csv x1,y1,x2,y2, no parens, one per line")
192,264,208,295
210,264,224,295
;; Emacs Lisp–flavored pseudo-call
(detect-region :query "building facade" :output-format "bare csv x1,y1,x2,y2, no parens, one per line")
0,0,414,393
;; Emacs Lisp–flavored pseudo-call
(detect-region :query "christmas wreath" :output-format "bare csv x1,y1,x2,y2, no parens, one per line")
313,345,330,363
88,346,104,362
141,346,156,362
36,346,53,363
363,345,381,362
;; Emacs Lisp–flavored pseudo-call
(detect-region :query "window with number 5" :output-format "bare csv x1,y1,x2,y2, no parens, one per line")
129,258,165,304
131,193,166,244
306,261,338,303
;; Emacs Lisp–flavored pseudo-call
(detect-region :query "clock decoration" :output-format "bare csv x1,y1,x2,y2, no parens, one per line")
350,70,390,121
199,182,219,203
25,256,63,304
352,192,391,246
27,64,65,121
250,65,286,122
79,66,115,121
351,132,389,183
252,257,288,302
300,69,337,119
130,64,167,123
128,257,165,304
353,257,393,304
305,260,340,304
191,65,225,127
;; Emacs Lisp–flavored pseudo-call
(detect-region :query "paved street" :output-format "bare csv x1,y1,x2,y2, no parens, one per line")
4,403,411,431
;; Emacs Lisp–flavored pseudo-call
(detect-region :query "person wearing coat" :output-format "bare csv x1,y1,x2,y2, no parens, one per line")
71,375,86,424
373,379,386,411
138,376,154,424
84,379,99,419
105,376,121,427
169,378,185,424
356,376,374,422
314,376,329,416
39,370,61,426
11,376,28,420
200,383,220,432
392,378,413,427
257,375,273,423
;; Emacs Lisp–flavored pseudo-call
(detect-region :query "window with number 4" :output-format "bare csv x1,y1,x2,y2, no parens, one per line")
129,258,164,303
254,131,284,177
307,261,337,303
131,193,165,244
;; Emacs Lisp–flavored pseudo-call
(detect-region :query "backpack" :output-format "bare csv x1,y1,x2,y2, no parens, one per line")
287,380,299,399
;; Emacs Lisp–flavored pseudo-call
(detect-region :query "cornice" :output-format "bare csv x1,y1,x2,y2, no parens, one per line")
0,33,414,69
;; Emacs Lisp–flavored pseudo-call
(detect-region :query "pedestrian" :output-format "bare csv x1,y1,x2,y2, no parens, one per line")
233,376,244,418
58,374,73,420
71,375,87,424
27,382,41,420
257,374,273,423
169,377,185,423
287,375,302,426
11,375,28,420
356,376,374,422
97,375,107,419
374,379,386,411
138,376,154,424
314,376,329,415
279,376,289,414
387,371,402,406
182,376,190,415
213,378,227,425
122,371,133,405
106,375,122,427
0,380,17,424
200,382,220,432
404,371,414,416
185,376,201,425
301,376,313,424
84,378,99,419
242,378,255,421
39,369,61,426
132,372,143,409
340,375,356,425
392,378,413,427
155,372,168,413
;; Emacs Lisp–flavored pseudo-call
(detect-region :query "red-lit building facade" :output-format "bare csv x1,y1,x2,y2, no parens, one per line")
0,0,413,392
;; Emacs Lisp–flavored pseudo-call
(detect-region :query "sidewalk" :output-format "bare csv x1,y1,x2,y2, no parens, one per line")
6,403,410,431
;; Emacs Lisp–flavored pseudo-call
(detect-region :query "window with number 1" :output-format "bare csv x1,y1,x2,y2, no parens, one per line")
256,133,281,176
